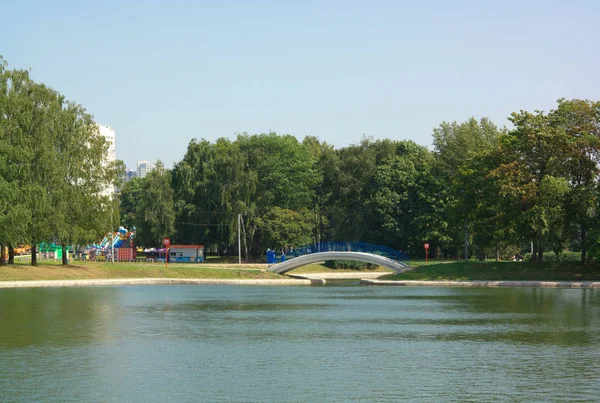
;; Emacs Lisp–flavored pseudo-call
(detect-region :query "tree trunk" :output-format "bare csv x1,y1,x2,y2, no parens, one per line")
537,235,544,262
581,227,587,263
464,217,469,262
8,244,14,265
61,243,68,265
313,201,318,246
31,244,37,266
319,201,325,245
531,240,538,263
0,243,5,266
495,241,500,262
241,216,249,262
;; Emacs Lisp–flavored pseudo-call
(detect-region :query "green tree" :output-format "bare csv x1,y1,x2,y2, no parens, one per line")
492,109,571,262
433,117,502,260
1,67,57,265
135,161,175,247
0,58,30,264
254,207,314,252
366,140,448,256
549,99,600,262
329,137,397,242
303,136,337,244
119,177,145,231
51,103,124,264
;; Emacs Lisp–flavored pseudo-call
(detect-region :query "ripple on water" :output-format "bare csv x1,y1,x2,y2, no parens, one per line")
0,285,599,402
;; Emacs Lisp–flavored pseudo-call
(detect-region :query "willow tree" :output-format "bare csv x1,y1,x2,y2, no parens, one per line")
136,161,175,247
0,57,123,265
51,102,123,264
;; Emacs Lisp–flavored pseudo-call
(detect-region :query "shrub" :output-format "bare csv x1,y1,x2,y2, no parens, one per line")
524,252,581,262
324,260,378,270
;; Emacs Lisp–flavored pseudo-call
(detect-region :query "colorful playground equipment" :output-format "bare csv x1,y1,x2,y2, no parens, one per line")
88,227,136,262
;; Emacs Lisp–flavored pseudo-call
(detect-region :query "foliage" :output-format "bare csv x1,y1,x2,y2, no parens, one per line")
119,177,144,231
524,252,581,262
2,54,599,266
323,260,378,270
135,161,175,247
254,207,313,251
0,57,122,265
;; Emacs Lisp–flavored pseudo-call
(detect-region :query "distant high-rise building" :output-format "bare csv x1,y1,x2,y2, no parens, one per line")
137,160,156,178
125,169,138,182
116,168,138,193
98,124,116,197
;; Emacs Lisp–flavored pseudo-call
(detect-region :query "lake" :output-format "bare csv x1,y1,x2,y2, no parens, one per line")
1,283,599,402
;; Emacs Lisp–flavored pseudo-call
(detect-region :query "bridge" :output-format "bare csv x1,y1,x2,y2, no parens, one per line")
268,242,411,275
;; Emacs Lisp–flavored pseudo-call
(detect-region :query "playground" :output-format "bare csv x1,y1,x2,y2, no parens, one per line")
86,227,137,262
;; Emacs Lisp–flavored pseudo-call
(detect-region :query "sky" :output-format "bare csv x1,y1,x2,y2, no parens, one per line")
2,0,599,169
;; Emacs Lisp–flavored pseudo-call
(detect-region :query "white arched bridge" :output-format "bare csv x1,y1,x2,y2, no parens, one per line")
268,242,411,275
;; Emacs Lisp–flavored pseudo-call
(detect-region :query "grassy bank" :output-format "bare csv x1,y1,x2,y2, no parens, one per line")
383,261,600,281
0,261,283,281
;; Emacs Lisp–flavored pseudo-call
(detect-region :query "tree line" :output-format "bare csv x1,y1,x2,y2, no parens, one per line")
121,98,600,263
2,57,598,264
0,57,121,265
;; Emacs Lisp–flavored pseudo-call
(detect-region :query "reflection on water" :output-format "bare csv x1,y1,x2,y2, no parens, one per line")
0,285,599,402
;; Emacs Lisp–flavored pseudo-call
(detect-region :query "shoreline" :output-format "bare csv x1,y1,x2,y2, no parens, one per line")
0,278,323,289
361,279,600,288
2,277,599,289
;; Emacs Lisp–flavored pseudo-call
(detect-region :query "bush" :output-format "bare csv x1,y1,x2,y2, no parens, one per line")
324,260,379,270
524,252,581,262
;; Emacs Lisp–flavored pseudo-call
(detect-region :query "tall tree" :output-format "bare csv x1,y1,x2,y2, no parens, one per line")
303,136,337,245
433,117,502,260
0,58,30,264
119,177,145,231
136,161,175,247
549,99,600,262
51,102,123,264
492,109,571,261
2,68,57,265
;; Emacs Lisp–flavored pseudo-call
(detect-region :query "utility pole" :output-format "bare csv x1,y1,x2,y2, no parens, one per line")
238,213,241,265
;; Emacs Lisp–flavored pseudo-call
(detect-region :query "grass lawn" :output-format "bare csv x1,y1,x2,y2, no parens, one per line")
382,261,600,281
0,260,283,281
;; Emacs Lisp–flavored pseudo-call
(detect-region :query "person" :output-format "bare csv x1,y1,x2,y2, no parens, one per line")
281,252,286,262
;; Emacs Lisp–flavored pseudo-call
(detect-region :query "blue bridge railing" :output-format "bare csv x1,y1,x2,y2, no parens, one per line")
286,241,410,265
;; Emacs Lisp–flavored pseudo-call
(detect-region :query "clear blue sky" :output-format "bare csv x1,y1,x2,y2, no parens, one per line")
2,0,599,169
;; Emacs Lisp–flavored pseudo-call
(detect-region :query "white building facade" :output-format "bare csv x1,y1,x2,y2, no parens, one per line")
98,124,116,197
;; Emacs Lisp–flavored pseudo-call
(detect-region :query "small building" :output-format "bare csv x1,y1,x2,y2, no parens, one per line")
169,245,204,263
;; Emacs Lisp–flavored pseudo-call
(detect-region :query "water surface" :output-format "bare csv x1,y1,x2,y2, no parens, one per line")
1,284,599,402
